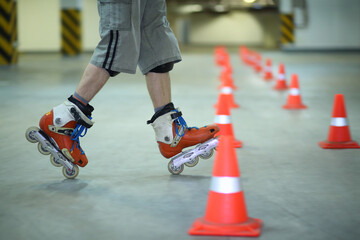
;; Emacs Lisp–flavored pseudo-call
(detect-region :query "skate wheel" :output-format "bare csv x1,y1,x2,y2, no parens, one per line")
50,155,62,167
25,127,39,143
62,165,79,179
185,156,199,167
200,149,214,160
168,160,184,175
37,142,50,155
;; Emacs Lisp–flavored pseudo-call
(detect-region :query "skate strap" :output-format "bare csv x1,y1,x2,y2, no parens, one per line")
70,107,93,128
170,111,182,120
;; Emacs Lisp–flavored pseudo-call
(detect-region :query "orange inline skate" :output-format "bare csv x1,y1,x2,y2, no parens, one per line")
147,103,219,174
25,96,94,179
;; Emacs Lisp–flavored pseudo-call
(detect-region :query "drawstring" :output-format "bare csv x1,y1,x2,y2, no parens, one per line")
70,116,92,155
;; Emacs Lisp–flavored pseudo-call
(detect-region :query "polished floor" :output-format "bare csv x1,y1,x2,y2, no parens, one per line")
0,48,359,240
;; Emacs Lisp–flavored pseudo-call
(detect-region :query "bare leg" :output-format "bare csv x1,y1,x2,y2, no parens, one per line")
145,72,171,109
75,64,110,102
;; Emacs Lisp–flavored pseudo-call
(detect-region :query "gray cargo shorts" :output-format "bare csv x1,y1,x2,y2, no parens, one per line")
90,0,182,75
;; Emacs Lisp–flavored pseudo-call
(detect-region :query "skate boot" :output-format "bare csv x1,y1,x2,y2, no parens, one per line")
25,96,94,179
147,102,219,175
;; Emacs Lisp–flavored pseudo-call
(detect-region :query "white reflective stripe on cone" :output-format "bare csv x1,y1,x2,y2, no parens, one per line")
210,177,242,194
221,87,233,94
278,74,285,80
214,115,231,124
289,88,300,95
331,117,347,127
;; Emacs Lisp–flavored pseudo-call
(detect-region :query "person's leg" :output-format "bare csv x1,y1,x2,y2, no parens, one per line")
145,69,219,160
145,72,171,110
140,1,218,167
75,63,110,103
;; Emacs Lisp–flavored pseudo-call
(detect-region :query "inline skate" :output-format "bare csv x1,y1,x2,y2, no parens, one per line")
25,96,94,179
147,103,219,174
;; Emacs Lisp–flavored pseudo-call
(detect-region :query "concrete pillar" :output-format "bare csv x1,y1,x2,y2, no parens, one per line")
0,0,18,65
279,0,295,47
60,0,82,55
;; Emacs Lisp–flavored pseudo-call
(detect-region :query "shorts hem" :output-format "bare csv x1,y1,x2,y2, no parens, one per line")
90,60,136,75
141,56,182,75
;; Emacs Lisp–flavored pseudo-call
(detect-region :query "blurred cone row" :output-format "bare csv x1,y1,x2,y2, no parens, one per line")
189,46,262,237
213,46,242,148
188,46,359,238
240,45,359,149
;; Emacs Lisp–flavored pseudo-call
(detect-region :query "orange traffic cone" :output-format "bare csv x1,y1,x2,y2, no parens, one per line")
254,53,262,73
214,93,242,148
221,61,233,75
188,135,262,237
282,74,307,109
247,50,256,67
214,87,239,109
273,63,288,90
215,47,229,67
263,58,273,81
218,72,238,91
239,46,247,64
240,46,251,65
319,94,360,149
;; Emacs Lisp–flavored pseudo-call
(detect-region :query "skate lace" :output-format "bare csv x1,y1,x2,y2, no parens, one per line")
174,110,199,137
70,117,92,155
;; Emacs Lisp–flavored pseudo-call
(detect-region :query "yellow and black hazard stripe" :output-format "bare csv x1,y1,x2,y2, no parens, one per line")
61,9,81,55
0,0,18,65
281,14,294,45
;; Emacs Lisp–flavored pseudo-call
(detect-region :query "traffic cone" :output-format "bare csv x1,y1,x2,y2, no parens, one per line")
240,46,251,65
221,61,233,75
319,94,360,149
239,46,248,64
254,53,262,73
273,63,288,90
214,93,242,148
247,50,256,67
188,135,262,237
218,72,238,90
214,47,229,67
263,58,273,81
214,87,239,109
282,74,307,109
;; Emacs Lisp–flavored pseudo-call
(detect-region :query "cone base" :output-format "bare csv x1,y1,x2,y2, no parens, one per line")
273,85,288,90
282,104,307,109
188,217,262,237
234,139,243,148
318,140,360,149
214,103,240,109
263,76,273,81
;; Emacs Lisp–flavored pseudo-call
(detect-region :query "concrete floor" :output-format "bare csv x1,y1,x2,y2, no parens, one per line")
0,49,359,240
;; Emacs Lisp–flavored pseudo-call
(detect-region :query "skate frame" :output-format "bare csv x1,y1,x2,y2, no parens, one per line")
172,138,219,168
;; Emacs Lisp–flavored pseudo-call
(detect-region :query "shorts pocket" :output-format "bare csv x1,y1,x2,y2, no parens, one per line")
99,0,132,31
143,21,179,60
